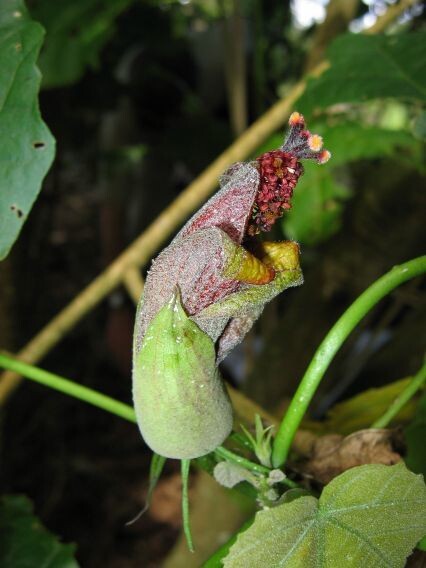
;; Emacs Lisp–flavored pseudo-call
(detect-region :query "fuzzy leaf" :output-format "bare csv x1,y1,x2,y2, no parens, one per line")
0,0,55,260
0,495,79,568
224,463,426,568
213,462,255,489
298,32,426,114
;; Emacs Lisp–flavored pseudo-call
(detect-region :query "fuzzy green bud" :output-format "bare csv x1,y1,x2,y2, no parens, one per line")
133,288,233,459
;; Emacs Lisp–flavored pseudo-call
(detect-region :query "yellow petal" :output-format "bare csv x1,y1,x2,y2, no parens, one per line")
223,244,275,285
259,241,301,272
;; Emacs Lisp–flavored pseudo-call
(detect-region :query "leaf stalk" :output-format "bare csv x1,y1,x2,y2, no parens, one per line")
272,256,426,468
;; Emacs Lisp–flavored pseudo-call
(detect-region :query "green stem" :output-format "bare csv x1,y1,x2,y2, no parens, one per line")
181,459,194,552
371,358,426,429
0,352,136,424
271,256,426,468
215,446,270,475
215,446,298,489
126,452,167,525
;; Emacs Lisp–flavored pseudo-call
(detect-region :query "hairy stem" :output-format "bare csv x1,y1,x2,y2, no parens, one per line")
371,358,426,429
272,256,426,468
0,351,314,459
0,352,136,423
181,459,194,552
215,446,271,476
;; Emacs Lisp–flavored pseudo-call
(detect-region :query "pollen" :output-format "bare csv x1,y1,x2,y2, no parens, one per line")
247,150,303,235
247,111,331,235
318,150,331,164
308,134,323,151
289,112,304,127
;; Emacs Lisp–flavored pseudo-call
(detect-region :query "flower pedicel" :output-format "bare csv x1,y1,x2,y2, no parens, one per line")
132,112,330,459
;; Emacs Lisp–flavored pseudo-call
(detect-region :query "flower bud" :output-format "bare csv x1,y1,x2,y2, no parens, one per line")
133,288,233,459
132,111,330,459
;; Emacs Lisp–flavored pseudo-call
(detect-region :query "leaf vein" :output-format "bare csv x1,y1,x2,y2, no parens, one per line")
325,517,392,567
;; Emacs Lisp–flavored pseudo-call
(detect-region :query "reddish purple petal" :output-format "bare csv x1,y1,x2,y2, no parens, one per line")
134,228,243,353
177,162,260,244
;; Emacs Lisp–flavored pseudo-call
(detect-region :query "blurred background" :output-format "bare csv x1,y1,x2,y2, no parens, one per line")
0,0,425,565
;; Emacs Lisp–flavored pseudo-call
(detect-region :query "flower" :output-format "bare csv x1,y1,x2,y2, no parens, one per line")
132,112,330,459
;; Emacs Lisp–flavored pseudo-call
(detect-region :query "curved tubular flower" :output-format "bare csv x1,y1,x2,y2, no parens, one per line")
133,112,330,459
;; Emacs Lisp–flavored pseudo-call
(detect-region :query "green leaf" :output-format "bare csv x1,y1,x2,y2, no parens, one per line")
418,535,426,552
281,121,421,245
256,119,421,245
0,0,55,260
202,519,254,568
32,0,133,88
405,394,426,477
224,463,426,568
257,121,421,168
145,453,167,509
0,495,79,568
317,122,421,168
283,162,350,245
413,111,426,141
304,377,417,436
298,32,426,114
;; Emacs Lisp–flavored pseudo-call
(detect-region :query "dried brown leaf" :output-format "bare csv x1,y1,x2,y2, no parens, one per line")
297,428,404,484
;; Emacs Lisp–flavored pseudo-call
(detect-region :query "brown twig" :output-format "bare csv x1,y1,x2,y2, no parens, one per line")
122,267,144,304
222,0,248,137
0,1,415,402
305,0,360,71
364,0,420,34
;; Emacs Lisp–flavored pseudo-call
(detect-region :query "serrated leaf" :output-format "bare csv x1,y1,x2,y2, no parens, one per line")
298,32,426,114
0,495,79,568
0,0,55,260
224,463,426,568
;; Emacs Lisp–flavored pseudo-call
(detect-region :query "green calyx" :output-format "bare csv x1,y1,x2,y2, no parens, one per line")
132,288,233,459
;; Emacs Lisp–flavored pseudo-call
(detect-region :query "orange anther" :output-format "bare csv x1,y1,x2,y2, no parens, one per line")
289,111,304,127
318,149,331,164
